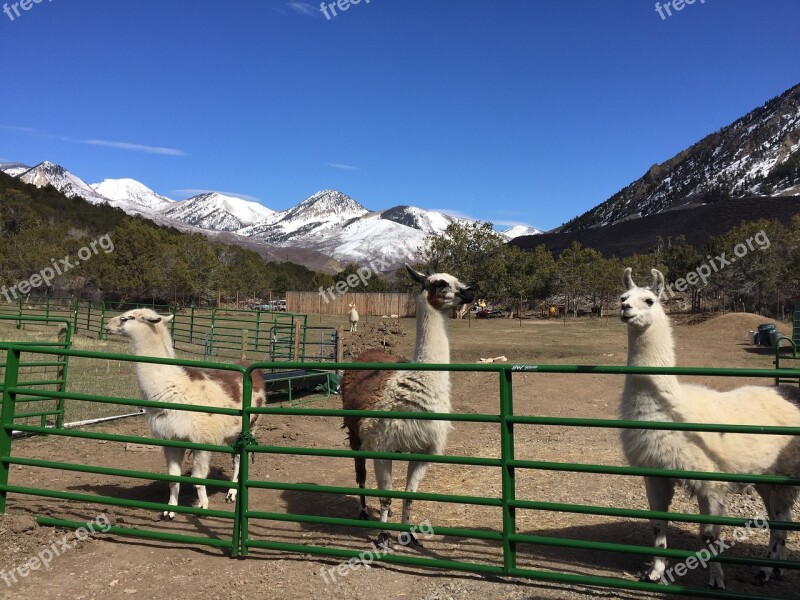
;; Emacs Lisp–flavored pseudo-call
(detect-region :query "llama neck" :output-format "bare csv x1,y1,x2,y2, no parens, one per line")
623,315,682,414
413,294,450,364
129,327,176,360
626,317,675,369
128,327,181,398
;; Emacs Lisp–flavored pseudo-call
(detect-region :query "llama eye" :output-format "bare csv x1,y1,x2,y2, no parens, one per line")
645,299,654,306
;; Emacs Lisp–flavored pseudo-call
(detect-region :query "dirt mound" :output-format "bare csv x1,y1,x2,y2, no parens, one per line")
341,320,408,359
680,312,784,343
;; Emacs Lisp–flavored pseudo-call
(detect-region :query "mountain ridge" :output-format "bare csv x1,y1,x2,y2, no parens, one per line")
3,161,536,270
559,83,800,233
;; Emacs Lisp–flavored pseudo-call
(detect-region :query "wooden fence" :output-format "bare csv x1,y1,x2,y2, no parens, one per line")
286,291,417,317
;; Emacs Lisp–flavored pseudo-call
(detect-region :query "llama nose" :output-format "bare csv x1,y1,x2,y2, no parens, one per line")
460,287,477,303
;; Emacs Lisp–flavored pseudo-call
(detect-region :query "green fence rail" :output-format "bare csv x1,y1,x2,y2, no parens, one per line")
1,344,799,598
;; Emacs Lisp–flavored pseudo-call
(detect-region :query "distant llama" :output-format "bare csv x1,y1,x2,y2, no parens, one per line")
341,265,475,546
620,267,800,589
105,309,267,519
348,303,360,332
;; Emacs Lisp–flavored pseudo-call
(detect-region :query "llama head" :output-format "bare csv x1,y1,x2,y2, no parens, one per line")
406,264,476,311
620,267,666,330
104,308,175,338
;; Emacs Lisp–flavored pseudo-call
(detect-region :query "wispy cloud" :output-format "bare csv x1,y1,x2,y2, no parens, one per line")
493,219,538,229
0,125,36,133
0,125,185,157
287,2,319,16
83,139,185,156
326,162,360,170
171,189,261,202
430,208,479,221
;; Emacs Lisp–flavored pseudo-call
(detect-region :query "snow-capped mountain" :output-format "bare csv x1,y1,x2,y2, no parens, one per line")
239,190,368,240
561,82,800,232
163,192,275,232
379,205,458,235
0,162,31,177
238,192,445,267
18,161,108,204
91,178,174,213
2,158,536,268
499,225,543,240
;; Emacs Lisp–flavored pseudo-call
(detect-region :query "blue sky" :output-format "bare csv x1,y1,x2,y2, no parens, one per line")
1,0,798,231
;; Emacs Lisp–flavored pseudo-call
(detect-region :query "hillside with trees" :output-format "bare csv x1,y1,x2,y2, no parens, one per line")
0,172,322,305
425,218,800,319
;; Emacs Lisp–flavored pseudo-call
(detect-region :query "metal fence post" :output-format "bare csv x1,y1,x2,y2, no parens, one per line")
72,298,79,333
189,306,195,345
209,308,217,357
0,348,21,514
235,368,254,558
170,305,177,346
99,302,107,340
55,324,70,429
499,367,516,574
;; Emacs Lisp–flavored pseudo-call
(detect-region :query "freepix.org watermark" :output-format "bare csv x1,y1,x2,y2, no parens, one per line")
1,513,111,587
655,0,706,21
663,517,768,583
319,520,434,585
320,0,370,21
318,257,391,304
3,0,53,23
662,230,770,299
318,237,422,304
0,233,114,303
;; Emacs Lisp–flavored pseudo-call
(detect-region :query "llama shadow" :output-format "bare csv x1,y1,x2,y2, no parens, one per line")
67,465,234,505
270,486,469,564
743,346,785,356
268,487,794,593
276,485,376,538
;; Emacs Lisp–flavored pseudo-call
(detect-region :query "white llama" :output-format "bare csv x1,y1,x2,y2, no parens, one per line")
341,265,475,546
105,308,267,519
348,303,360,332
620,267,800,589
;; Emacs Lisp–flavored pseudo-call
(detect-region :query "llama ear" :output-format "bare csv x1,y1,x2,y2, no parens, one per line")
144,316,162,324
406,264,426,285
162,314,175,323
650,269,665,298
622,268,635,290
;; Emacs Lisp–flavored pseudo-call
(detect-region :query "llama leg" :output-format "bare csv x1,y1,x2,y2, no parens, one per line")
161,446,185,520
398,460,430,547
190,450,211,510
354,457,368,519
756,485,796,583
373,459,393,548
225,454,240,503
697,487,727,590
643,476,674,583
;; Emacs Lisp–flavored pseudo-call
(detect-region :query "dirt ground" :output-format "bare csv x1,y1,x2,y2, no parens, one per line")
1,311,799,600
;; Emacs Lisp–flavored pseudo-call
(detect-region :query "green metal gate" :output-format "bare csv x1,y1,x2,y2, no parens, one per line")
0,345,799,599
0,316,72,428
